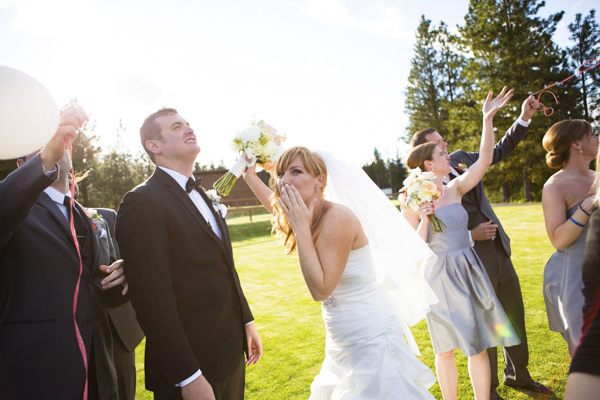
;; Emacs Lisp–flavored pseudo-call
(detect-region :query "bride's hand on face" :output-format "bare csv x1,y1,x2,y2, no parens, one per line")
278,184,316,232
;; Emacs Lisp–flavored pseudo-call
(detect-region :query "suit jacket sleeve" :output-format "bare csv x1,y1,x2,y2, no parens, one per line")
0,155,56,247
581,210,600,333
116,190,201,386
450,120,529,167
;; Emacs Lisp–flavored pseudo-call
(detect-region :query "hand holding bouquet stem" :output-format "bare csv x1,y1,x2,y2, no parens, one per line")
398,167,446,234
213,119,286,196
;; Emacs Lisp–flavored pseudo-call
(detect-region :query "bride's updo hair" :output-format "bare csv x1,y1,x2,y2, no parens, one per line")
406,142,437,171
271,146,327,254
543,120,591,169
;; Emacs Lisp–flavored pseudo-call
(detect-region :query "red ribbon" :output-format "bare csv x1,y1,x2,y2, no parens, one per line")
530,59,600,117
61,104,88,400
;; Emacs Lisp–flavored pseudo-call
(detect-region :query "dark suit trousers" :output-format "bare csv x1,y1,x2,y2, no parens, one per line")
109,318,137,400
475,238,532,390
153,356,246,400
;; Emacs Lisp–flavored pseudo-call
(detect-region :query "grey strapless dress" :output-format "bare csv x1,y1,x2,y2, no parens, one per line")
543,204,588,355
424,203,521,356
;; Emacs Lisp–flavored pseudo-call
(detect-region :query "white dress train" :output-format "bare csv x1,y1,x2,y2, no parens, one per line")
309,245,436,400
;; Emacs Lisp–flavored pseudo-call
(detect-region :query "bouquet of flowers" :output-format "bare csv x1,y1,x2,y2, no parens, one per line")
213,119,286,196
398,167,446,233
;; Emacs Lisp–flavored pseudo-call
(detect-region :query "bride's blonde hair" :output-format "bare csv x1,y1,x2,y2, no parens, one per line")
270,146,327,254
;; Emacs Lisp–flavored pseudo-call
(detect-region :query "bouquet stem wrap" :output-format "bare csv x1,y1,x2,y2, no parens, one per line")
213,157,248,196
428,213,446,234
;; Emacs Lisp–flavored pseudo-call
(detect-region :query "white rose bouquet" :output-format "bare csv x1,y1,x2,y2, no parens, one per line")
213,119,286,196
398,167,446,233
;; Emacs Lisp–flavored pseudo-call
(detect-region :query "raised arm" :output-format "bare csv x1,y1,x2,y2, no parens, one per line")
242,163,275,214
455,87,513,197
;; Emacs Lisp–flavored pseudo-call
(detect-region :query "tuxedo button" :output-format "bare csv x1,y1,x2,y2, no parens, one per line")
86,317,92,323
235,305,241,311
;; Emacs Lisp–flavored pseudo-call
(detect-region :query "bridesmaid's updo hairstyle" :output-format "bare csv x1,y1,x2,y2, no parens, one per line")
271,146,327,254
406,142,437,171
543,120,592,169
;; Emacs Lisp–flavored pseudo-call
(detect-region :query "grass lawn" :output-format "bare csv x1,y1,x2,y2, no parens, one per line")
133,204,571,399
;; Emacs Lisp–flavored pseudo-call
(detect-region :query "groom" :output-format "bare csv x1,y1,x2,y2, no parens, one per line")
116,108,262,399
411,95,549,400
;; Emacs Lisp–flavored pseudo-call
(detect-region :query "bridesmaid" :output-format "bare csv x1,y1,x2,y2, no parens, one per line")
402,87,520,400
541,119,598,356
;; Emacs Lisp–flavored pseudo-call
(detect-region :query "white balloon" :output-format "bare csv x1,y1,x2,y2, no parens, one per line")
0,66,59,160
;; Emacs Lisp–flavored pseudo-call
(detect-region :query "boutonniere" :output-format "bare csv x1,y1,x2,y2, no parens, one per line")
84,208,104,231
204,189,228,218
457,160,468,171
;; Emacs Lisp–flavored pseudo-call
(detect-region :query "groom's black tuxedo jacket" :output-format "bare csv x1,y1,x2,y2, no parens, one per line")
0,155,124,400
116,167,254,393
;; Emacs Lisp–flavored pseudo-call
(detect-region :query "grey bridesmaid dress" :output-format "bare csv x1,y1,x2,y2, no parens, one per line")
543,204,587,355
425,203,521,356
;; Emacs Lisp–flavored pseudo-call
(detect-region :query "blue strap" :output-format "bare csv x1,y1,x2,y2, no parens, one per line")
570,216,585,227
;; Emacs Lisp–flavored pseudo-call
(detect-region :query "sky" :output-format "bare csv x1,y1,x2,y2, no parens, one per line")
0,0,595,168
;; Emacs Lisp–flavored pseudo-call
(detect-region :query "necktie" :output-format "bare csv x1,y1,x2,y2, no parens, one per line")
63,197,88,248
186,177,203,193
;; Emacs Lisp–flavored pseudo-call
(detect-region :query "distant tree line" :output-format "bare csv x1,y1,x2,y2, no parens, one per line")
404,0,599,202
0,119,226,210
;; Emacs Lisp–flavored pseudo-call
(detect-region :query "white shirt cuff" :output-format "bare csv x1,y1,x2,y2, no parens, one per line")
468,230,475,247
175,370,202,387
517,117,531,127
245,320,255,326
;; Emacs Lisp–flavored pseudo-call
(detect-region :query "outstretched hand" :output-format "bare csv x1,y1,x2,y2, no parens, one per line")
482,86,514,121
277,184,316,232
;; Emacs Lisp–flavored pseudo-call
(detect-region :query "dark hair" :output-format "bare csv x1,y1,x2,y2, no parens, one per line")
140,107,178,164
410,128,438,148
406,142,437,171
542,120,592,169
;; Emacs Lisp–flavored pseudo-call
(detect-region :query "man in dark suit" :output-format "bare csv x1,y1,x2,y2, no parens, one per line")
97,208,145,400
411,95,550,400
116,108,262,400
0,106,128,399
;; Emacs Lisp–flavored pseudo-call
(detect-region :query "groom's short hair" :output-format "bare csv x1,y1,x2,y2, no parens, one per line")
140,107,178,164
410,128,438,148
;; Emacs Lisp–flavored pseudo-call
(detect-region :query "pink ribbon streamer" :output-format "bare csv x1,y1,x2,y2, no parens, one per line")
60,104,88,400
530,59,600,117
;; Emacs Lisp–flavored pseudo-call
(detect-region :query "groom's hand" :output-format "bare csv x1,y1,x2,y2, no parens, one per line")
245,322,263,365
471,220,498,241
181,375,215,400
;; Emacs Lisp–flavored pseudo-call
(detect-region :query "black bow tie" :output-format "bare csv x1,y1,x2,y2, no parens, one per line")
186,177,203,193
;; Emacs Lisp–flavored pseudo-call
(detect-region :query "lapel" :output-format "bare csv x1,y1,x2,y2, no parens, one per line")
38,192,73,241
154,168,229,256
197,187,232,244
74,200,100,272
37,193,99,272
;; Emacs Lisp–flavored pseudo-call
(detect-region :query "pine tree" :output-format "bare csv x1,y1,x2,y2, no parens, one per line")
404,16,446,138
567,9,600,122
459,0,567,202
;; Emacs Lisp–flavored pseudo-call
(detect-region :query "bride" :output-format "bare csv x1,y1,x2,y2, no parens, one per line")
243,146,438,399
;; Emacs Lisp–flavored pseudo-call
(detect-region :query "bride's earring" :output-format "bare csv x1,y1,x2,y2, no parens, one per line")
431,166,435,172
580,149,583,154
315,187,320,192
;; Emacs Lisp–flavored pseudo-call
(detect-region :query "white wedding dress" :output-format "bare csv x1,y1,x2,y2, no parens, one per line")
309,245,436,400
